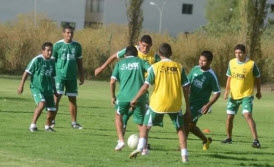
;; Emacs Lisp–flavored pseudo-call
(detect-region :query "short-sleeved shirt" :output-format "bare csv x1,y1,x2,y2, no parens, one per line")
52,39,82,80
25,54,55,93
117,46,160,65
145,59,190,113
188,66,221,105
111,56,150,102
226,58,260,99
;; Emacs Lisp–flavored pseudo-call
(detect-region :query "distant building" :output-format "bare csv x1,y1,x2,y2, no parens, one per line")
1,0,274,36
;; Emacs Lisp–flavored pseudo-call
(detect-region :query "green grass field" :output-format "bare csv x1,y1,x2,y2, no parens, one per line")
0,75,273,167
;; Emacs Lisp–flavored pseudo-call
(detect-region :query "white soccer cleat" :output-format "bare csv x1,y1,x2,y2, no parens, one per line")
141,148,149,155
182,155,189,163
114,140,125,151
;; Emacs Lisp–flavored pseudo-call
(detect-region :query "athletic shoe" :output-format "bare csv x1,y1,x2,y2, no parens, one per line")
29,127,38,132
221,138,232,144
45,127,55,132
141,148,149,155
203,137,212,150
182,155,189,163
129,149,141,159
252,140,261,148
114,140,125,151
72,123,83,129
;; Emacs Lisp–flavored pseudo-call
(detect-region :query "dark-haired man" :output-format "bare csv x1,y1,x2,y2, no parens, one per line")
129,43,190,163
18,42,56,132
184,51,221,150
51,25,84,129
110,46,150,151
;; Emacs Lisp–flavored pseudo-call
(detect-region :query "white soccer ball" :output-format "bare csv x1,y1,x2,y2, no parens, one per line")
127,134,139,149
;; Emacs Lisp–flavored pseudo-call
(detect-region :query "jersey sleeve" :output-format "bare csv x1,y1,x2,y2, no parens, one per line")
77,43,82,59
210,72,221,94
253,63,260,77
25,58,38,75
181,68,190,86
154,53,161,63
145,67,155,85
226,62,231,76
117,48,126,59
111,63,120,81
187,67,194,82
52,43,58,60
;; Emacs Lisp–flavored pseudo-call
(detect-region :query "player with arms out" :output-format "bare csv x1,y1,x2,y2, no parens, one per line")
110,46,150,151
17,42,56,132
222,44,262,148
129,43,190,163
184,51,221,150
51,25,84,129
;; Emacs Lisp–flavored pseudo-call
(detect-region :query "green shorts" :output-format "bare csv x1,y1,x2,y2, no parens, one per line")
190,103,204,123
143,107,184,130
227,96,254,115
115,101,146,125
31,88,56,111
55,77,78,96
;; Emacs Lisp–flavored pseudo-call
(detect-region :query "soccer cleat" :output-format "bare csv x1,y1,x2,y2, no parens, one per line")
182,155,189,163
45,127,55,132
72,123,83,129
252,140,261,148
129,149,141,159
221,138,232,144
141,148,149,155
29,127,38,132
203,137,212,150
114,140,125,151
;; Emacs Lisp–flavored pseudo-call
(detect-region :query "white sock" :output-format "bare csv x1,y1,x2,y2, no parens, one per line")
30,123,36,128
181,148,188,156
45,125,50,129
71,121,76,125
137,138,146,151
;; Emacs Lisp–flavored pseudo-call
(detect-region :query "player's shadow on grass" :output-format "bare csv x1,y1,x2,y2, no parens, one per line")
0,96,31,102
0,110,32,114
209,153,258,161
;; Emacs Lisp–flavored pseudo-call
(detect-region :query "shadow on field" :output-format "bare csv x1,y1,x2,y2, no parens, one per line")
0,110,32,114
209,153,258,161
0,96,31,102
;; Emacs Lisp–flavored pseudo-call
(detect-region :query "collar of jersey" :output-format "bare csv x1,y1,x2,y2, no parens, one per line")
160,58,171,62
125,56,135,58
236,58,249,64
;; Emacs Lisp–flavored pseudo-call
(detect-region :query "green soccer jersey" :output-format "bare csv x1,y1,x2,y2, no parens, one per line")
52,40,82,80
25,54,55,93
188,66,221,105
111,56,150,102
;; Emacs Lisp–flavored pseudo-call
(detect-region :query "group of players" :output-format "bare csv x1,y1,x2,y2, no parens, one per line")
17,25,262,163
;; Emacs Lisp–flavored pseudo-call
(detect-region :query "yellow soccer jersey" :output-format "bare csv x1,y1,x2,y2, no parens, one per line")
226,58,260,99
145,59,189,113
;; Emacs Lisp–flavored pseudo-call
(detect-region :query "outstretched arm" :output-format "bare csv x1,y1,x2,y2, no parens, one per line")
95,53,118,76
130,84,149,107
17,72,29,94
224,77,231,100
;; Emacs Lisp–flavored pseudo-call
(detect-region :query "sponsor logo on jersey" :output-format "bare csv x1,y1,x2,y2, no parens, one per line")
121,63,139,70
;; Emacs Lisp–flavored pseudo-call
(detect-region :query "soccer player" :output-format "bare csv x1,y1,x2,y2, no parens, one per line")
95,35,159,150
129,43,190,163
110,46,150,151
51,25,84,129
17,42,56,132
222,44,262,148
184,51,221,150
